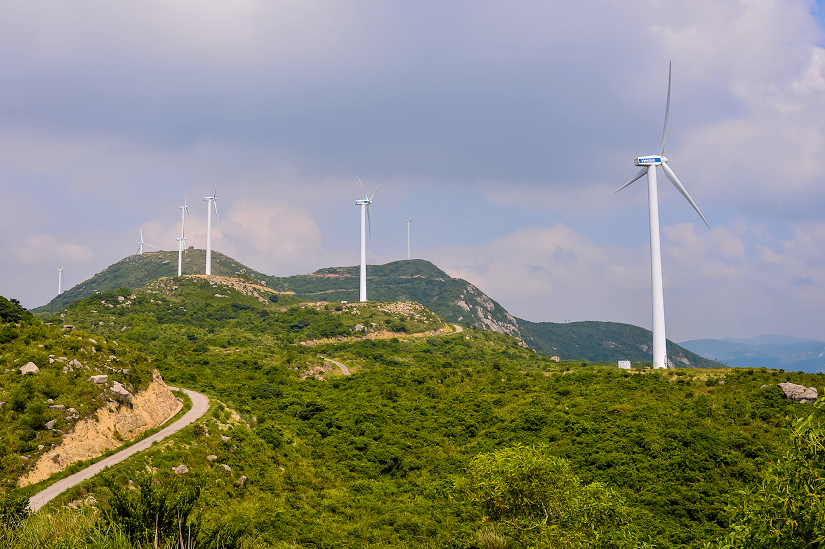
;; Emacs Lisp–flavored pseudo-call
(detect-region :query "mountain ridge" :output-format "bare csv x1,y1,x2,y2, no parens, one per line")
36,250,718,366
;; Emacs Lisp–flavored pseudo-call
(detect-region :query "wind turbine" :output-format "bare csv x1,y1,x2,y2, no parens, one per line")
203,190,219,275
136,227,156,255
616,63,709,369
355,177,381,302
405,216,413,260
176,195,190,276
57,265,64,295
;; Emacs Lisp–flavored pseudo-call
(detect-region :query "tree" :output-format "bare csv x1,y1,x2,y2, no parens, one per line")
452,445,635,548
719,399,825,549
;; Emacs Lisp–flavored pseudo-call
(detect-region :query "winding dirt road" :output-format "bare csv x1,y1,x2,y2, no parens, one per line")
321,356,351,375
28,387,209,512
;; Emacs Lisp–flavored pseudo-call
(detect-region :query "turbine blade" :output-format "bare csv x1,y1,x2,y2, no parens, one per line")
615,167,648,193
357,176,368,200
661,62,672,156
369,182,382,201
213,200,220,224
662,163,709,228
140,226,144,242
367,203,372,249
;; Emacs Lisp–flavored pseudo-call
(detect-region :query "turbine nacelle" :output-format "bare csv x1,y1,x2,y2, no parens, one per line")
355,199,371,205
635,155,667,166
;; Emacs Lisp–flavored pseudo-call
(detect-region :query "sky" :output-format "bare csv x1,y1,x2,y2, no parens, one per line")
2,0,825,343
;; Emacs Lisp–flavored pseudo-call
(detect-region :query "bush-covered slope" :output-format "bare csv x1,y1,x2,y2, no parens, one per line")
33,250,272,314
518,318,721,368
0,302,155,488
7,286,825,548
43,339,825,548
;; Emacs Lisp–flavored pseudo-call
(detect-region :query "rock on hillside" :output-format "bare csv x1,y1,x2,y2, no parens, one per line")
19,369,182,486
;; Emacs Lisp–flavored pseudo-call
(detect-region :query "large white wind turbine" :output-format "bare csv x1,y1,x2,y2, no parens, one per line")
616,64,709,369
57,265,64,295
136,227,156,255
405,216,413,260
203,190,219,275
355,177,381,302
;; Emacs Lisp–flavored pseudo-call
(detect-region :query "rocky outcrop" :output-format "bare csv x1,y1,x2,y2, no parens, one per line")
778,382,819,404
19,369,182,486
460,284,522,337
20,363,39,375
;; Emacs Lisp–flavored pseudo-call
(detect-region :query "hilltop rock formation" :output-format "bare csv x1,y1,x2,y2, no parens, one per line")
19,369,182,486
778,382,819,404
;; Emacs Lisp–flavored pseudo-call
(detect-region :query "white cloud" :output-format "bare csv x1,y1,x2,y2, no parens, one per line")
423,220,825,341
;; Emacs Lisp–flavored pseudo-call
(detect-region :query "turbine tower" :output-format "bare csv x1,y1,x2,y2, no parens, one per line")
203,191,218,275
176,195,189,276
405,216,412,260
355,177,381,302
57,265,64,295
616,63,709,369
136,227,156,255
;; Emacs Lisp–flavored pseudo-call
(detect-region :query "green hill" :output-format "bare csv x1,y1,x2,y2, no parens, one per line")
34,250,272,314
34,252,714,367
518,318,721,368
5,287,825,548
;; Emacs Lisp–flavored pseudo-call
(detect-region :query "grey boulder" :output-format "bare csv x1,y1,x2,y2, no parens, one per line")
778,382,819,404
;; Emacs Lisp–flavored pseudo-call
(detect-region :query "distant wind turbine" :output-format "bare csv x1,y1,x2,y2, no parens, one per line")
203,190,219,275
136,227,156,255
176,195,190,276
355,177,381,302
405,216,413,260
615,63,709,369
57,265,64,295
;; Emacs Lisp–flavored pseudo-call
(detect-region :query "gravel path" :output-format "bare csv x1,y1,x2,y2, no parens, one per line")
28,387,209,512
321,356,351,375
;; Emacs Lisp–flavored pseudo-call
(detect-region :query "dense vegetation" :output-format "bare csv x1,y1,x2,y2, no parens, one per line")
6,283,825,548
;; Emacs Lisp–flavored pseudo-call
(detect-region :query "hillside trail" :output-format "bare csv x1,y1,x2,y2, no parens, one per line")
320,356,351,375
28,388,209,512
319,324,465,375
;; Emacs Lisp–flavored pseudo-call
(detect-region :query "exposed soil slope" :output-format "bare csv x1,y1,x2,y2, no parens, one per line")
19,369,181,486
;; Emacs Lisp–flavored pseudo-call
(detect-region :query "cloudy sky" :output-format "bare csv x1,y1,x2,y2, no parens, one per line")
2,0,825,342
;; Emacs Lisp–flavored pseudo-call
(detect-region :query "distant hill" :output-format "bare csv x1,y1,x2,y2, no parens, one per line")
34,250,271,313
36,250,719,367
722,334,822,346
35,253,523,339
680,335,825,373
518,319,721,368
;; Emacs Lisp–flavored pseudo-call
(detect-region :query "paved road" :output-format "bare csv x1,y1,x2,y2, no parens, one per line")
452,324,464,333
28,387,210,512
320,356,350,375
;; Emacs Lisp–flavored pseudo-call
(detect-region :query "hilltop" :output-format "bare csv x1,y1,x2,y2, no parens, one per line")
36,251,717,366
34,250,272,313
